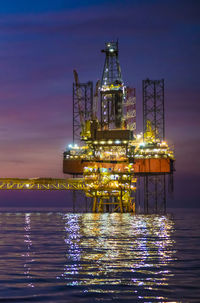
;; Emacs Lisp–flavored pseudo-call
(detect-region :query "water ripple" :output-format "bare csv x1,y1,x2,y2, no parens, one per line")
0,209,199,302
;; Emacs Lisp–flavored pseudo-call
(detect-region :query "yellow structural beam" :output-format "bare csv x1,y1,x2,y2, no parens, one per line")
0,178,85,191
0,177,137,213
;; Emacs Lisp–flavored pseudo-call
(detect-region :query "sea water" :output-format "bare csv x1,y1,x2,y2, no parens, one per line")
0,208,199,302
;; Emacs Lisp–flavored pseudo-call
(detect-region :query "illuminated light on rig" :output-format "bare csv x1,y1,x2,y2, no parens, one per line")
61,43,175,213
68,144,73,149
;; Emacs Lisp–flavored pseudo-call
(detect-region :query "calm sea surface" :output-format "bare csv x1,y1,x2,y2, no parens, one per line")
0,208,199,302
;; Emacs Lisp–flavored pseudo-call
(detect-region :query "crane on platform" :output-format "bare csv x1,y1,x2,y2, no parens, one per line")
73,69,85,133
93,80,100,119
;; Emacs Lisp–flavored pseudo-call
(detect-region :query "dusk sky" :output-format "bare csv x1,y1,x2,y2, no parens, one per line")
0,0,199,207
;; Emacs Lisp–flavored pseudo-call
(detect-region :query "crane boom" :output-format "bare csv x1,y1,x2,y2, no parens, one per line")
73,69,85,129
93,80,100,119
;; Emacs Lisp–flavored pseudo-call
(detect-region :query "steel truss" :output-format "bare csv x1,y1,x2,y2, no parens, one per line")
100,41,124,129
141,79,168,213
144,174,166,213
124,87,136,135
101,41,122,87
0,178,85,191
136,175,167,214
143,79,165,141
83,168,136,213
101,90,123,129
73,81,93,144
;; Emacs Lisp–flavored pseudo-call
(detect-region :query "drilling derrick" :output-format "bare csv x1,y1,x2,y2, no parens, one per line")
101,42,124,129
82,41,136,212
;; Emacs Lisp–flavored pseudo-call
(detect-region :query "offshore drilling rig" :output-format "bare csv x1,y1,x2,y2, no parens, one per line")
63,41,175,213
0,41,174,213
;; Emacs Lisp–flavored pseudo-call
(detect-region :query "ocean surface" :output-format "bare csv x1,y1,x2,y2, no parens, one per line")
0,208,199,302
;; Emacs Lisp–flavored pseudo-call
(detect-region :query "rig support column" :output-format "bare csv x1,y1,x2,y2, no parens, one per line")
73,81,93,144
92,196,97,213
144,175,166,213
142,79,166,213
143,79,165,141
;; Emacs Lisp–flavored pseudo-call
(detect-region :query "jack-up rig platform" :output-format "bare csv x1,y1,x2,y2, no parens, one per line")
0,41,175,213
63,41,175,213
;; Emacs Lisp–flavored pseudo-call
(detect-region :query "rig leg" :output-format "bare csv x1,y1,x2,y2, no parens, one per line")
106,203,110,213
92,196,97,213
119,190,123,213
127,198,131,212
98,198,103,213
132,201,136,213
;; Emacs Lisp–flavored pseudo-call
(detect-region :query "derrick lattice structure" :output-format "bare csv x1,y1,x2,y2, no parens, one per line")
73,81,93,144
101,41,122,87
140,78,168,213
101,42,124,129
143,79,165,141
124,87,136,135
144,175,166,213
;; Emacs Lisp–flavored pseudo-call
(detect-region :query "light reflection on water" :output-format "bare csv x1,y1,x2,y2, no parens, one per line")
0,210,199,302
61,213,176,294
22,213,35,288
